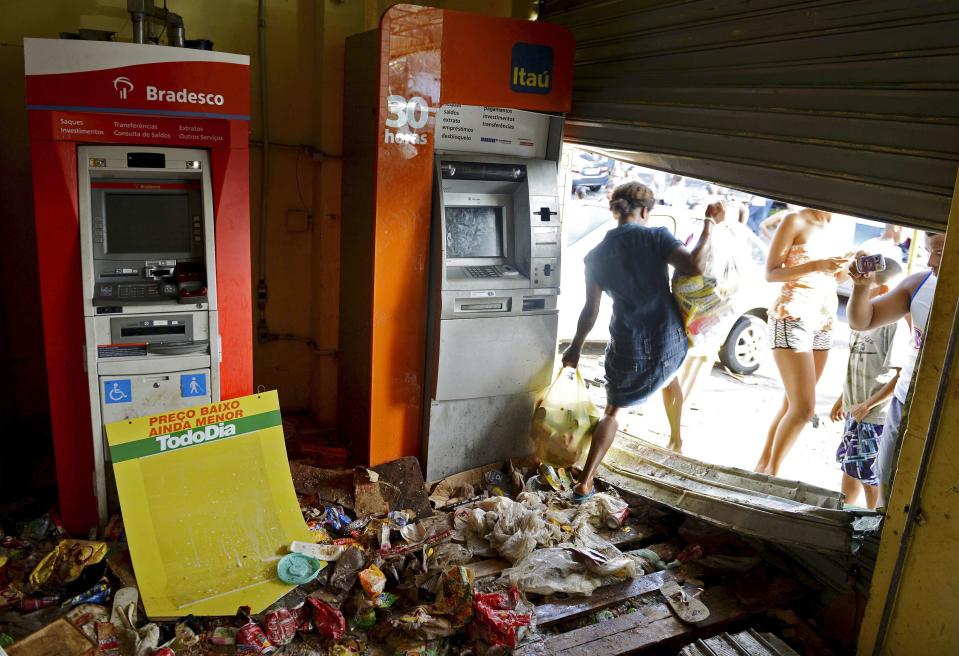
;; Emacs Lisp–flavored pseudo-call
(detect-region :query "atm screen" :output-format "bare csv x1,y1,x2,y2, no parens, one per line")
445,206,504,258
105,193,193,255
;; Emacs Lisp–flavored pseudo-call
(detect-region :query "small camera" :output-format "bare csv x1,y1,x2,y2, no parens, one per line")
856,253,886,274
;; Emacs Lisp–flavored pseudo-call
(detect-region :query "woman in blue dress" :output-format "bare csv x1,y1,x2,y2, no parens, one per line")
562,181,723,500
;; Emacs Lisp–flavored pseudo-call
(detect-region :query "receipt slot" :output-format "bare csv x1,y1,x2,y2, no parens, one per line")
25,39,251,532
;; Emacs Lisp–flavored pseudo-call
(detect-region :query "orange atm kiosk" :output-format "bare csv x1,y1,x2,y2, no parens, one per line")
339,5,573,477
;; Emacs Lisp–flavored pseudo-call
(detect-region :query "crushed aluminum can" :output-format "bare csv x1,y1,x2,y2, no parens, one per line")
237,621,276,654
263,606,301,646
19,595,59,611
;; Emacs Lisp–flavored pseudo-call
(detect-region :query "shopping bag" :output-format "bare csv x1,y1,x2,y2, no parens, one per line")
529,368,600,468
673,224,743,347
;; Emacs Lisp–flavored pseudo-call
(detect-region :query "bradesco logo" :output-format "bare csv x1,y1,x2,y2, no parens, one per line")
110,76,225,106
511,42,553,94
147,85,225,106
113,76,133,99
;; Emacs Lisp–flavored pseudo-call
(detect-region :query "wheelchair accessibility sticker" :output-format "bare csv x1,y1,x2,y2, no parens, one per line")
105,379,132,404
181,373,207,398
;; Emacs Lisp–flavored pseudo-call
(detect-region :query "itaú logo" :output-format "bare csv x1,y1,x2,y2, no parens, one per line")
113,76,134,99
146,85,225,106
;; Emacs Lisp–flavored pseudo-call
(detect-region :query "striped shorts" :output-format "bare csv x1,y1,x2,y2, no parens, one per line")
768,317,832,352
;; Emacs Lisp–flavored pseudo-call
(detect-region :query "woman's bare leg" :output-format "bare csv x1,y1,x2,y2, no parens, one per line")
765,349,820,475
662,379,683,452
756,395,788,472
680,354,711,400
862,483,879,509
841,473,862,506
575,405,620,495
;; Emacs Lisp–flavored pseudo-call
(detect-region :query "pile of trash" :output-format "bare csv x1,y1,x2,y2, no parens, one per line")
0,460,651,655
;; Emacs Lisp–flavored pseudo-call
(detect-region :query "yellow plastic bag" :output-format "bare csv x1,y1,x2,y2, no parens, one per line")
530,369,600,468
673,224,743,347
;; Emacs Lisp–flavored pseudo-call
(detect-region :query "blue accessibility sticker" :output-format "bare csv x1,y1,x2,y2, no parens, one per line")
181,373,207,398
104,379,132,404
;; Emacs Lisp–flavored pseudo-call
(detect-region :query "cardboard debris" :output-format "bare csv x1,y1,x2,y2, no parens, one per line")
5,619,95,656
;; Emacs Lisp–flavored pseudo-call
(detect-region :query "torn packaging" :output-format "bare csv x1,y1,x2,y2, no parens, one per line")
503,546,641,596
472,587,534,648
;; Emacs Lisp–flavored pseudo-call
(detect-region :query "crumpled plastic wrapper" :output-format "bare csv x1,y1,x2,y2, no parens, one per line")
28,539,107,590
452,495,562,563
502,546,641,596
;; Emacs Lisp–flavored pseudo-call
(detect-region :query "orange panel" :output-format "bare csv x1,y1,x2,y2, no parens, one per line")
365,4,572,466
441,10,573,113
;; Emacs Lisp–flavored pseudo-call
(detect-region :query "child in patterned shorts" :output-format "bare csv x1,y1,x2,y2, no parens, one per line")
829,259,908,508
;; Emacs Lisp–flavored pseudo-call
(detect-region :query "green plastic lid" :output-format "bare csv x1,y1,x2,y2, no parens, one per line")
277,553,325,585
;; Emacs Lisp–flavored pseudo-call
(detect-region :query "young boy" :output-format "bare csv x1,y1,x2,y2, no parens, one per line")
846,231,944,506
830,260,908,508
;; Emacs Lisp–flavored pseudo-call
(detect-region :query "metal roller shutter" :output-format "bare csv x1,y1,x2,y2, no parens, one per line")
539,0,959,230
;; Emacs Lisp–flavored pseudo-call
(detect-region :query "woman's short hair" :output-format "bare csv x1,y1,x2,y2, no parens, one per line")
609,181,656,219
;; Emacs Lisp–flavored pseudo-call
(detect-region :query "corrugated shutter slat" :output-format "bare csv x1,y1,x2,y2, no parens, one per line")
541,0,959,229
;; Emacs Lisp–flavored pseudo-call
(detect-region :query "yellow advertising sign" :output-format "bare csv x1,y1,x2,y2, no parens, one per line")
105,391,314,618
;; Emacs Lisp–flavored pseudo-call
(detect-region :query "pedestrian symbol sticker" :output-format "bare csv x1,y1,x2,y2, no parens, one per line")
181,373,207,398
105,379,132,404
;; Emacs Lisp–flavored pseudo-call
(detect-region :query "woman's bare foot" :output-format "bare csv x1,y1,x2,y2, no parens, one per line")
668,438,683,453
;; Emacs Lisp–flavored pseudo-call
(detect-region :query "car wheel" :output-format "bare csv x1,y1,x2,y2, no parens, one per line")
720,315,766,375
589,185,602,192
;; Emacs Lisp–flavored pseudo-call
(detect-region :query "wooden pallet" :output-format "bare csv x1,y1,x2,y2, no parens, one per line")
517,570,804,656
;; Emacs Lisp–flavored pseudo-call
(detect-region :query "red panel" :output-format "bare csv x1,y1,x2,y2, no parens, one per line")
211,145,253,399
29,141,98,534
26,62,249,119
26,41,252,531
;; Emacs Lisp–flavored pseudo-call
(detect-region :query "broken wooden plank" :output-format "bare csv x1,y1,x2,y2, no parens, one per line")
517,573,803,656
534,570,677,627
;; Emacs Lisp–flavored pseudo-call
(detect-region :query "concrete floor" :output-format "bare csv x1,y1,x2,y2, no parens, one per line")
573,322,852,495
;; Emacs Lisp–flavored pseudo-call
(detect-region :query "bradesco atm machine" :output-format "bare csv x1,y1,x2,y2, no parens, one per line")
80,146,220,512
25,38,252,533
424,147,563,479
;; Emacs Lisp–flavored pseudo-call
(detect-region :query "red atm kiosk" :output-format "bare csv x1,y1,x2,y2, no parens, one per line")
24,39,252,534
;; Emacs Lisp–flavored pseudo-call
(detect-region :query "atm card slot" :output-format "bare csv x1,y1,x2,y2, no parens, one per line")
120,325,187,337
455,297,511,313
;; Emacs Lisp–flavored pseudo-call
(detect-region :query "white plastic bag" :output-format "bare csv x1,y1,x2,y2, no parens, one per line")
529,369,600,468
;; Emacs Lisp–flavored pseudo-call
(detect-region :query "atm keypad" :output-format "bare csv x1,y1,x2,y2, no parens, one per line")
466,266,500,278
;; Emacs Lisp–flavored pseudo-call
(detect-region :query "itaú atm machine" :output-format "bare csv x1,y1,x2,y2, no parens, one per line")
80,145,219,516
423,151,562,480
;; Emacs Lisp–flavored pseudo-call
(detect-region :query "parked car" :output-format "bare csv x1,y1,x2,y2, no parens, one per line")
570,152,612,192
559,211,774,375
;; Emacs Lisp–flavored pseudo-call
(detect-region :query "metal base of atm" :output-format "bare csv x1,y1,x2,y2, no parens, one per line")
423,391,538,481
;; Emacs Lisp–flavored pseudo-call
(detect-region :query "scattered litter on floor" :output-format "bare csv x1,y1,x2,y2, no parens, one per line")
0,428,862,654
